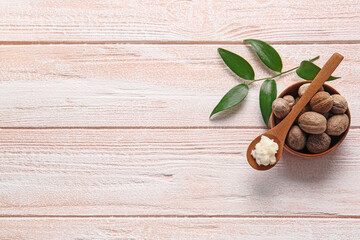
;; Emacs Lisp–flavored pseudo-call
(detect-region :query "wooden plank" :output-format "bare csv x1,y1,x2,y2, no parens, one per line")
0,44,358,127
1,128,359,216
1,217,360,239
0,0,359,43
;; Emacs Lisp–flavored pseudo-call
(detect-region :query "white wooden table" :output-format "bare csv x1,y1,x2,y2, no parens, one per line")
1,1,360,239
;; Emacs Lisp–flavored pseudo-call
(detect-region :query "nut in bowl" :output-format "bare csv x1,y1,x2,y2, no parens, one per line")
269,81,351,158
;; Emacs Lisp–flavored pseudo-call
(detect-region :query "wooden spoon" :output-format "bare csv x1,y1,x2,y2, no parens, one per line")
246,53,344,170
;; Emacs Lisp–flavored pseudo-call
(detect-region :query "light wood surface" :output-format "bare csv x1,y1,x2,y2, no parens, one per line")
1,218,360,240
1,0,360,239
1,128,360,216
0,0,359,43
0,44,358,127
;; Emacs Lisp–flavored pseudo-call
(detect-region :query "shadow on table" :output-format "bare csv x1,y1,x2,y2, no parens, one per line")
277,147,343,183
249,147,342,193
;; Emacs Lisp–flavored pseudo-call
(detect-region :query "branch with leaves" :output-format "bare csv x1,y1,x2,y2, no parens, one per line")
210,39,339,126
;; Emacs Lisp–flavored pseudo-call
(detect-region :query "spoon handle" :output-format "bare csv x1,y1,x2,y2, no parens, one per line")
274,53,344,140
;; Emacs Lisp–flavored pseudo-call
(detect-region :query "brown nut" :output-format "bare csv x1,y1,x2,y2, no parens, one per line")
298,111,327,134
298,83,324,97
306,133,331,153
326,114,349,136
310,91,333,114
272,98,290,119
331,94,348,114
286,125,307,151
283,95,295,108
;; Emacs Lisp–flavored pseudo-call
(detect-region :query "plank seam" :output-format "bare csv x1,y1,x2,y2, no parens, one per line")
1,215,360,219
0,126,267,130
0,40,359,46
0,126,358,130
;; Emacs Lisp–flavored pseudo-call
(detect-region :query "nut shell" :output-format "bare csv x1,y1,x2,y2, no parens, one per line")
298,83,324,97
286,125,306,151
298,111,327,134
331,94,348,114
326,114,349,136
272,98,290,119
306,133,331,153
310,91,333,114
283,95,295,108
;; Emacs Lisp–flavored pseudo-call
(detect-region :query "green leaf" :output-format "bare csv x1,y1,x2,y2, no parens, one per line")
210,84,249,118
244,39,283,72
296,61,340,81
218,48,255,80
259,79,277,126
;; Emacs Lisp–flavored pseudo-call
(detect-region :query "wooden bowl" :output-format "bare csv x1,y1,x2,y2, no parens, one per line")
269,81,351,158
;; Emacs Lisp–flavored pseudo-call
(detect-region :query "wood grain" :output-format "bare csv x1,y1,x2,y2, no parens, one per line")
0,0,359,43
1,217,360,240
1,128,359,216
1,0,359,238
0,44,358,127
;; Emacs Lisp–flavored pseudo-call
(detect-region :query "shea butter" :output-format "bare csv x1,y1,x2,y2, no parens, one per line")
251,135,279,166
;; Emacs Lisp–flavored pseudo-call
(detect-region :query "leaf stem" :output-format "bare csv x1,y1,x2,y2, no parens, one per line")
247,56,319,85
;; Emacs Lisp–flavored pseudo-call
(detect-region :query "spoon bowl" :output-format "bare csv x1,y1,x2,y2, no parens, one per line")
246,133,283,170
